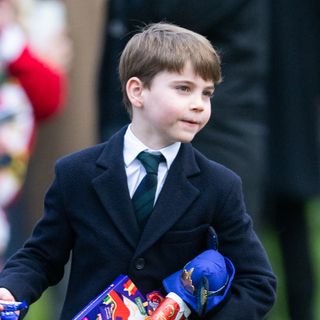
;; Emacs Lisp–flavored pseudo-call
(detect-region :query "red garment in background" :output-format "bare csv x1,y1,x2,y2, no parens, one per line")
8,46,66,121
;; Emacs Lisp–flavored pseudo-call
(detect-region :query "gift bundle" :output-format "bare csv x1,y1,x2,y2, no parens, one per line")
71,249,235,320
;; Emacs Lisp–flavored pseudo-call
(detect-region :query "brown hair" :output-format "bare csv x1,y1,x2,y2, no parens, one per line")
119,22,222,116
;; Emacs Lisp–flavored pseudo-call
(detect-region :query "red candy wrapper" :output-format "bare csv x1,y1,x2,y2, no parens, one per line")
150,293,191,320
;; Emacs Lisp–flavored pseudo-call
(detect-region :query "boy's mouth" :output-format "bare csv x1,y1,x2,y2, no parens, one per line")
181,119,200,125
179,119,202,131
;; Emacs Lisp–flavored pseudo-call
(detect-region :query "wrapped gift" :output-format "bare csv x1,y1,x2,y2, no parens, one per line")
150,292,190,320
72,275,148,320
0,300,28,320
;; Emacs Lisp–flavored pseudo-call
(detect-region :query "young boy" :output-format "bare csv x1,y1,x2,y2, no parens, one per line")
0,23,276,319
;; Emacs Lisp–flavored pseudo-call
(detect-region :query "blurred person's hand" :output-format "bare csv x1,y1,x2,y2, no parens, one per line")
0,0,15,31
31,27,73,72
26,0,73,72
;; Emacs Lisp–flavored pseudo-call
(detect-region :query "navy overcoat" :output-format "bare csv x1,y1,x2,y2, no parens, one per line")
0,127,276,319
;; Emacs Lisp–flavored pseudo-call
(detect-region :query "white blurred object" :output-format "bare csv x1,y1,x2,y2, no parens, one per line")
0,80,34,209
16,0,72,71
0,208,10,255
25,1,66,47
0,23,26,63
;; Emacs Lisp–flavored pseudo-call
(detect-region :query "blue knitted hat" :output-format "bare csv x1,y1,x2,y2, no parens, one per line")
163,250,235,315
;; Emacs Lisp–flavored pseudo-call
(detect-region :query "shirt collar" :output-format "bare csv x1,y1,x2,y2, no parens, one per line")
124,124,181,169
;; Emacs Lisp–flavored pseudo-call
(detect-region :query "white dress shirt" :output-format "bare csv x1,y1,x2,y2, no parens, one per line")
123,125,181,202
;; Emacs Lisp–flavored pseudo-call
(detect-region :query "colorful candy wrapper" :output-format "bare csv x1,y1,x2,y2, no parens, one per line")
72,275,147,320
146,291,165,316
0,312,19,320
0,301,28,320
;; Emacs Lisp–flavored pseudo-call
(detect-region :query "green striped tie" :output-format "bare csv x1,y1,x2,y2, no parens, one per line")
132,151,165,228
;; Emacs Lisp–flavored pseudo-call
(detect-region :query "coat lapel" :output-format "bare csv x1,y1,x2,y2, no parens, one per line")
134,143,201,257
91,127,140,248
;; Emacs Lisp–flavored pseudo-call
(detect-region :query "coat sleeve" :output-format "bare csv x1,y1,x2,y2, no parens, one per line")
208,176,276,319
0,162,72,308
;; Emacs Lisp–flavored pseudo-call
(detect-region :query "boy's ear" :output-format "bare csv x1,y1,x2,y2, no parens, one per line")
126,77,144,108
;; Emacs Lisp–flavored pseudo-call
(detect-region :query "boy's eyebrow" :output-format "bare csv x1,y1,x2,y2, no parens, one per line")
205,85,215,91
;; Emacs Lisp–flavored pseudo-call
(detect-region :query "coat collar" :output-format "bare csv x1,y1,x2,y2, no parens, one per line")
92,126,201,254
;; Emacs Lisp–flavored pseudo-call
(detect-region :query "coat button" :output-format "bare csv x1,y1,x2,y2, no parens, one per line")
135,258,145,270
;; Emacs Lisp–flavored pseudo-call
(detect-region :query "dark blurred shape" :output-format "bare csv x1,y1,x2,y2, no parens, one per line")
266,1,320,319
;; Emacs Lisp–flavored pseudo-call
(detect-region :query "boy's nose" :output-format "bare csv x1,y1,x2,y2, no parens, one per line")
190,97,205,112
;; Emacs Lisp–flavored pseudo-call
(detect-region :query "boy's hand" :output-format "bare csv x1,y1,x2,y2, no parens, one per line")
0,287,16,311
0,289,24,320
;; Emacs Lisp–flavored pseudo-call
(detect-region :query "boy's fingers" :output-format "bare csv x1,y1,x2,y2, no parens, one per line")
0,288,15,301
0,288,16,312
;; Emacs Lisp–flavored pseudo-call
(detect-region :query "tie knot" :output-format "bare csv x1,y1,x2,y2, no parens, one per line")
137,151,165,174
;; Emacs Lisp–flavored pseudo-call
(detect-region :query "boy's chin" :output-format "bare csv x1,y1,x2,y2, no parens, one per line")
176,127,204,143
177,134,197,144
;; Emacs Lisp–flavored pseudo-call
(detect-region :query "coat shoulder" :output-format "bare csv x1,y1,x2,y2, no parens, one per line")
193,147,241,184
56,142,106,169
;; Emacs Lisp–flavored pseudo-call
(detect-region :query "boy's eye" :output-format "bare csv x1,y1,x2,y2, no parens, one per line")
203,90,214,98
176,85,190,93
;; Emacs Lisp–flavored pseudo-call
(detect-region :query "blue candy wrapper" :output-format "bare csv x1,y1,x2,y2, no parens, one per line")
0,312,19,320
0,301,28,320
72,275,148,320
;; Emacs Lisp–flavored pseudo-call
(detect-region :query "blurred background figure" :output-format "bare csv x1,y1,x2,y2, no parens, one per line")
0,0,70,266
1,0,104,318
265,1,320,319
97,0,268,230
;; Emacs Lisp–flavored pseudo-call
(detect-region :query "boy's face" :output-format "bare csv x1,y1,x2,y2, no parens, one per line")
130,61,214,149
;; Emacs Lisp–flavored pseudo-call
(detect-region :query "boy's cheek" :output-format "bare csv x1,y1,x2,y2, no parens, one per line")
199,117,210,131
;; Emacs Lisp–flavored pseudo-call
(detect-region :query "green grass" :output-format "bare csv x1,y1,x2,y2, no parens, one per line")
262,197,320,320
307,198,320,318
24,289,54,320
261,227,289,319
